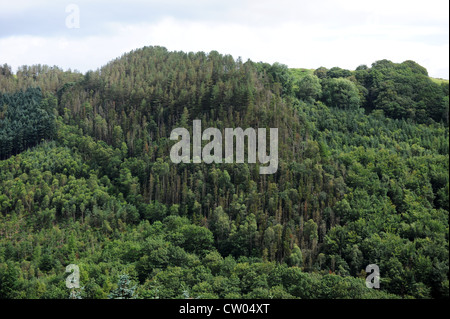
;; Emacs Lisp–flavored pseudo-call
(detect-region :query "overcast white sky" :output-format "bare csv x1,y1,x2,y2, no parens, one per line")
0,0,448,78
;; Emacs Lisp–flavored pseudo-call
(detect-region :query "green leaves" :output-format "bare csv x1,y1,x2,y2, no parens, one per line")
178,224,214,256
297,74,322,102
321,77,361,110
369,60,447,123
0,49,448,299
0,88,56,159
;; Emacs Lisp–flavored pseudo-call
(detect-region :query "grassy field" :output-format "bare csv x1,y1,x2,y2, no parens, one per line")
290,68,314,80
431,77,449,85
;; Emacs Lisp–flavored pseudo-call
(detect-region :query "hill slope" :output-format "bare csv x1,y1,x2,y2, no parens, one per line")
0,47,448,299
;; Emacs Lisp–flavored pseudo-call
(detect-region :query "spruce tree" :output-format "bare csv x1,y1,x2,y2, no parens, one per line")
108,275,137,299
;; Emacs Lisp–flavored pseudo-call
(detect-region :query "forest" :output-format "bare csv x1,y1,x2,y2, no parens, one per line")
0,47,448,299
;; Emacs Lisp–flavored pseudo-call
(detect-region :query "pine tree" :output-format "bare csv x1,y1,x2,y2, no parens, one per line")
108,275,137,299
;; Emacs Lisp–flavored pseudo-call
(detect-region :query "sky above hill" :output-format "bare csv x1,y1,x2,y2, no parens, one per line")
0,0,448,78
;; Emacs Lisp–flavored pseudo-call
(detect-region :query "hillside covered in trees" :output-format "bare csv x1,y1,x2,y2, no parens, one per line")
0,47,448,299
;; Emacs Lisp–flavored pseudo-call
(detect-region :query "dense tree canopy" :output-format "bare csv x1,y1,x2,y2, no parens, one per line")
0,87,56,159
0,47,448,299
